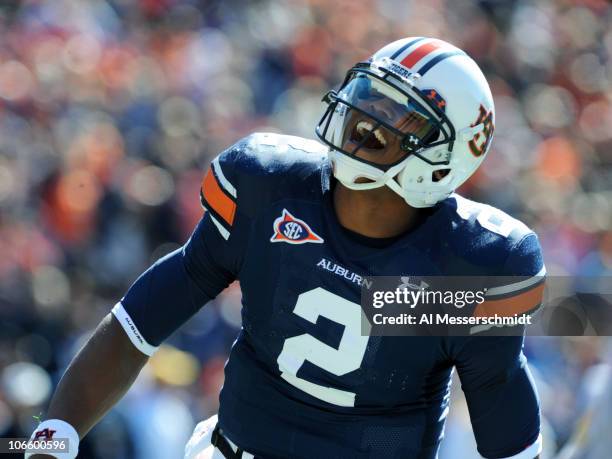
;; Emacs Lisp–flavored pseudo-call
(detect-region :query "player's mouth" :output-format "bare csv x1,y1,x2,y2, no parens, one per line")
350,121,387,150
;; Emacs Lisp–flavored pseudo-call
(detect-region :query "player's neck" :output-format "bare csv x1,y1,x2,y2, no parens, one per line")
332,182,424,239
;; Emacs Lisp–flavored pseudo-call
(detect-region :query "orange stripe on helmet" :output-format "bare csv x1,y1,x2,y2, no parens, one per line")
201,168,236,226
474,283,545,318
400,41,443,69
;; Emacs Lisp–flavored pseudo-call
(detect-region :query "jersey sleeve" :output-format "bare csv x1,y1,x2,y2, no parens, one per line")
112,141,252,355
473,233,546,322
452,234,545,459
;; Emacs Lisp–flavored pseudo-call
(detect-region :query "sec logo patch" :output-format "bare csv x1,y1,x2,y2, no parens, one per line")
270,209,324,245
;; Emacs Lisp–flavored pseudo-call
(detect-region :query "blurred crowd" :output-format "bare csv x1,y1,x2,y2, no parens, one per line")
0,0,610,458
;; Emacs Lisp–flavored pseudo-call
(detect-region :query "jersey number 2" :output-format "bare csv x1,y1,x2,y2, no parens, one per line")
276,287,370,407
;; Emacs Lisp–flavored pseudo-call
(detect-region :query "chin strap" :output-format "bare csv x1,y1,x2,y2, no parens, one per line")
331,150,410,191
330,150,451,208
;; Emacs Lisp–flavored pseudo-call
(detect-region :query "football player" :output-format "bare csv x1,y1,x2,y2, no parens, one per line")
27,37,545,459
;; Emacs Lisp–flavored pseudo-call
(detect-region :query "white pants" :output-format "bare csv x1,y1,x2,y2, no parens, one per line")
184,415,255,459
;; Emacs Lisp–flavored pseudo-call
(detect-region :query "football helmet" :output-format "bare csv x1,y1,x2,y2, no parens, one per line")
316,37,495,208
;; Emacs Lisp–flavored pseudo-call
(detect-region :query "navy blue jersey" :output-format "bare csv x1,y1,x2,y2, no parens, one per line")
116,133,544,459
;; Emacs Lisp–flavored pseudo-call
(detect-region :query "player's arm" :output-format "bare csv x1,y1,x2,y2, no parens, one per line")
45,314,147,432
27,147,248,458
454,334,542,459
27,313,148,459
453,233,546,459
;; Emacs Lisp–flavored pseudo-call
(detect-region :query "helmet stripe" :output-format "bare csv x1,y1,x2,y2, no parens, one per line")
400,40,443,69
389,37,426,59
416,50,466,76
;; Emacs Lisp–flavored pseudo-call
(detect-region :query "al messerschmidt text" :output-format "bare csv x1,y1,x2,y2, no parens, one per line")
372,313,533,326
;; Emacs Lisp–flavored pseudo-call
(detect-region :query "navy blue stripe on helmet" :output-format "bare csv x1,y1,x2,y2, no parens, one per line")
390,37,427,59
416,50,465,75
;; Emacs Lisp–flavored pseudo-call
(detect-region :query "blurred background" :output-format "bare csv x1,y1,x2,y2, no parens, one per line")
0,0,610,458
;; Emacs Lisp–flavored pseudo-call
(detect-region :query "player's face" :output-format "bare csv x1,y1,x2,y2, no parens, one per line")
337,75,438,168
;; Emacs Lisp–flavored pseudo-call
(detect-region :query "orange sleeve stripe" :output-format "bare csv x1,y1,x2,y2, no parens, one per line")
202,168,236,226
474,283,545,318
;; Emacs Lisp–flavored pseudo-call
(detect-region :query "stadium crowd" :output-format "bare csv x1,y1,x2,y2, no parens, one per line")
0,0,610,458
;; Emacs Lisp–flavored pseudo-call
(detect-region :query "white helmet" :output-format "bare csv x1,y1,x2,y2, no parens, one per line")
316,37,495,208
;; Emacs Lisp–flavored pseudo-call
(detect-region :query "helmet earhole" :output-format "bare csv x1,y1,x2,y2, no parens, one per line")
432,169,451,182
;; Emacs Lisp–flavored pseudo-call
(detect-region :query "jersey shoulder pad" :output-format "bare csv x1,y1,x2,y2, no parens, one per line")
444,195,546,321
200,133,329,223
449,194,532,241
247,132,329,157
440,194,544,276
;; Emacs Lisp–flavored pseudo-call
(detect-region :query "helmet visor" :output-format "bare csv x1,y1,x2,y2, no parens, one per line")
317,70,450,168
